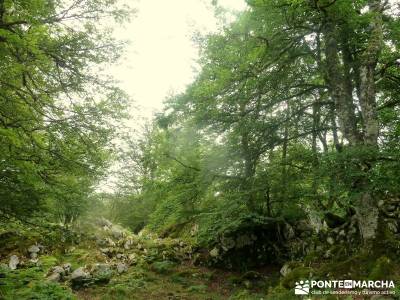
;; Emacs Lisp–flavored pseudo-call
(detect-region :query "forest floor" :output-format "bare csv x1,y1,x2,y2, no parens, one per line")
0,219,288,300
1,219,399,300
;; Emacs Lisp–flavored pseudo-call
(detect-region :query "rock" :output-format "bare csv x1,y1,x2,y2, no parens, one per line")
111,227,124,239
190,224,199,236
116,253,125,259
30,252,38,259
280,263,292,277
209,247,219,258
98,218,112,228
52,266,65,275
63,263,72,274
96,238,107,246
70,267,91,289
71,267,90,281
29,258,39,264
124,239,134,250
28,245,40,254
128,253,137,263
220,236,235,251
9,255,19,270
91,263,113,284
236,235,253,248
106,238,116,247
116,262,128,274
283,223,295,240
46,272,61,282
100,248,110,254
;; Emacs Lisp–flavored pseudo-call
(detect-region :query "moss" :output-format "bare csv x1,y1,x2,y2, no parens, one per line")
150,260,176,274
229,289,266,299
0,265,75,300
227,274,242,286
17,282,76,300
170,273,189,285
39,255,59,269
280,266,312,289
369,256,395,280
265,285,298,300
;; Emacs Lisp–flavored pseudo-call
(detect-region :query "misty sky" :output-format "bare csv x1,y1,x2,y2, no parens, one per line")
109,0,247,121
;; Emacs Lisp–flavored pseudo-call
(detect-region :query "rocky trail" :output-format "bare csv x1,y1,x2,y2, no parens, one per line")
0,219,283,300
2,214,399,299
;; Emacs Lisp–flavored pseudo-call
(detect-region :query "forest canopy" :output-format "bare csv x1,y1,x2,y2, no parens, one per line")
115,0,400,248
0,0,130,223
1,0,400,299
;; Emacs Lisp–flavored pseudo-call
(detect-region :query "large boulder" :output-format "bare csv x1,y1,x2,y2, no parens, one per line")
70,267,91,289
71,267,90,280
91,263,113,284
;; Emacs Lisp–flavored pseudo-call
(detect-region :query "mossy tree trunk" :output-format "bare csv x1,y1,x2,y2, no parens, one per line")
323,0,383,245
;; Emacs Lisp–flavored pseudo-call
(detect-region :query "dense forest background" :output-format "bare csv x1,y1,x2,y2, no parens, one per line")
1,0,400,299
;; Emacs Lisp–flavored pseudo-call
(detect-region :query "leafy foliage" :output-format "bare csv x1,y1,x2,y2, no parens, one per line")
0,0,131,223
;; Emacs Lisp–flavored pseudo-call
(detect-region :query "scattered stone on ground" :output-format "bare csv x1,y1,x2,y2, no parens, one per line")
8,255,19,270
116,262,128,274
280,263,292,277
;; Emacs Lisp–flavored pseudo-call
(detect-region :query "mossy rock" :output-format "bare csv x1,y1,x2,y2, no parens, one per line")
281,266,312,289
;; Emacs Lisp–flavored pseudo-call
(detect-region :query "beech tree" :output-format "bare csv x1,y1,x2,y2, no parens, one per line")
128,0,400,247
0,0,130,222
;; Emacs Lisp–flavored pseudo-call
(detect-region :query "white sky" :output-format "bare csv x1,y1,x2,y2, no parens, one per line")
109,0,247,121
98,0,247,192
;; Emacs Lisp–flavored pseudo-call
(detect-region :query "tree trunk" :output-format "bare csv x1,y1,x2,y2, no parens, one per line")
323,1,383,243
354,0,383,244
324,21,361,146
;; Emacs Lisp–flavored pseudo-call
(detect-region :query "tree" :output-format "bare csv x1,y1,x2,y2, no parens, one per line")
135,0,400,248
0,0,131,223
